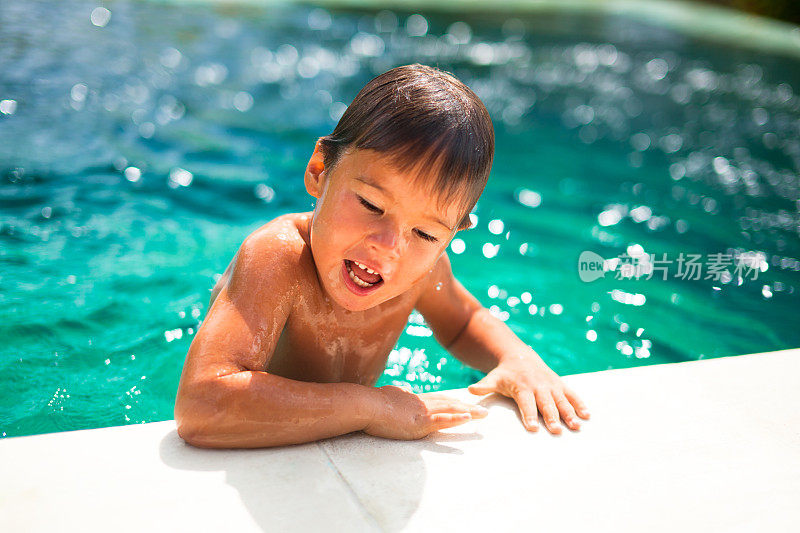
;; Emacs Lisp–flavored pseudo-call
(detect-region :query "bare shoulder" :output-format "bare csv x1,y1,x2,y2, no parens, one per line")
233,212,314,292
208,212,315,311
247,212,311,262
177,214,313,399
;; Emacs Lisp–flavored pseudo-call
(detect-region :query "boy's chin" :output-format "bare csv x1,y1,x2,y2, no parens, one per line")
334,285,401,312
339,298,381,312
336,288,390,312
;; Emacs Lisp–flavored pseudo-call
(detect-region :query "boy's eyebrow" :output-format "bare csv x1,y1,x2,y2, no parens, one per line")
354,175,455,232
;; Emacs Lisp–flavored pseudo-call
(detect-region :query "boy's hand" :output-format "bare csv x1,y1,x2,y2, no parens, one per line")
363,385,489,440
467,354,590,434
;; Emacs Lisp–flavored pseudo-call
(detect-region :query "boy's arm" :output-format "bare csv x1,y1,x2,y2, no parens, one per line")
414,252,590,434
208,252,237,309
174,231,379,449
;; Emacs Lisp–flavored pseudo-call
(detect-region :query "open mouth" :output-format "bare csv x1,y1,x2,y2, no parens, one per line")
341,259,384,295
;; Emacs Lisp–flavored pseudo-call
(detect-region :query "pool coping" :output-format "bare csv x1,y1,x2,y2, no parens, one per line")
2,348,799,532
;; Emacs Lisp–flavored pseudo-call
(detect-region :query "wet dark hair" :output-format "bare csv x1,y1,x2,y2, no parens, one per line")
318,63,494,230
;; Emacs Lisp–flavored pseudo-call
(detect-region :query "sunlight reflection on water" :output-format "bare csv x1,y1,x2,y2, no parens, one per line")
0,0,798,436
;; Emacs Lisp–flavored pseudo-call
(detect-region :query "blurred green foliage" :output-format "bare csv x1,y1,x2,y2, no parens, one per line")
703,0,800,24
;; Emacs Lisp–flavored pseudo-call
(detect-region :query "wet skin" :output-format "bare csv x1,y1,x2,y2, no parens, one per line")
181,144,590,443
204,144,470,387
208,211,425,387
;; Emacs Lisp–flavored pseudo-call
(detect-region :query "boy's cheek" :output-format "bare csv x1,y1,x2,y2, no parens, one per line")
398,251,440,287
325,192,367,229
314,201,361,242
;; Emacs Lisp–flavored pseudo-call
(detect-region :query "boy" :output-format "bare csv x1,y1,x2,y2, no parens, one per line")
174,64,590,449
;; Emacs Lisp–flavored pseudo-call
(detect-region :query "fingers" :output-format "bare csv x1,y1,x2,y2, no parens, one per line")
430,412,472,430
553,390,581,431
536,390,563,434
435,402,489,419
428,401,489,431
564,387,591,419
467,375,496,396
469,404,490,419
513,388,539,432
452,401,489,419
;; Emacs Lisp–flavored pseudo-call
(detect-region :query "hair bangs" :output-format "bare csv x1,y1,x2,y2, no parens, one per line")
318,63,494,226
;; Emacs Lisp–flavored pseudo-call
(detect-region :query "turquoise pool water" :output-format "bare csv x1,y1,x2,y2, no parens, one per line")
1,1,798,438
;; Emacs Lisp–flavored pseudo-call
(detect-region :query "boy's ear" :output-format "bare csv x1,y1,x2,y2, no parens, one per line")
304,138,327,199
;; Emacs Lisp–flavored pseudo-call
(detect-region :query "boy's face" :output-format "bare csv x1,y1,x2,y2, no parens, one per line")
305,144,467,312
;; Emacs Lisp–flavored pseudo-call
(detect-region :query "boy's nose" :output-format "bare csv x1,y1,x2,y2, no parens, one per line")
365,221,403,260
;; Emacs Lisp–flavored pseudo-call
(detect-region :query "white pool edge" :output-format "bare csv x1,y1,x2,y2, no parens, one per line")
2,348,799,532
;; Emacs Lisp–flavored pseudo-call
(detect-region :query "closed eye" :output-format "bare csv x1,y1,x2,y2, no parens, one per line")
359,195,438,242
415,229,438,243
358,195,383,214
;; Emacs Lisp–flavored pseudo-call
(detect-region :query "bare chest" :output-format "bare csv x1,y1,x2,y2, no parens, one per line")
265,296,415,386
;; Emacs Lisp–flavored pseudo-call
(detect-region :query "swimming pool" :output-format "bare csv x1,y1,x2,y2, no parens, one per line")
1,0,798,438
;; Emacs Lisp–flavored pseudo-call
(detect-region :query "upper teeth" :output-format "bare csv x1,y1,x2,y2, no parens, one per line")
347,261,377,288
353,260,377,275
